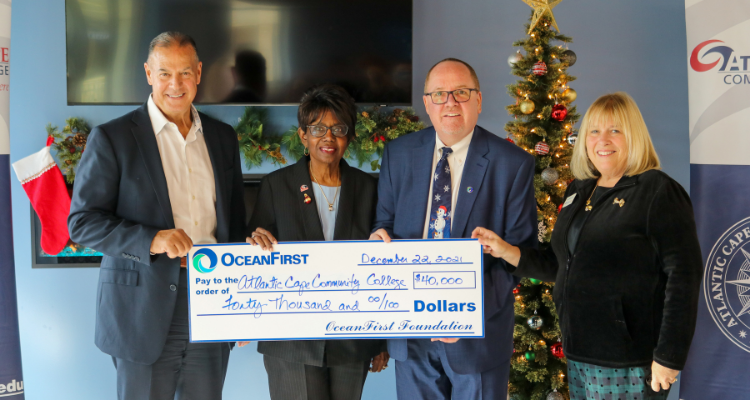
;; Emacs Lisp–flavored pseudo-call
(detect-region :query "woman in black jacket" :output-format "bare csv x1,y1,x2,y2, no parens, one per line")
473,92,702,400
239,84,388,400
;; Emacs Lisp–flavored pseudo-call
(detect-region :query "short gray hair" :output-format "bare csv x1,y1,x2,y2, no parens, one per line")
147,31,199,62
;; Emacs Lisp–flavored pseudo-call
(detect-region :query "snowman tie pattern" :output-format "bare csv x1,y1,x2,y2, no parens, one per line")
428,147,452,239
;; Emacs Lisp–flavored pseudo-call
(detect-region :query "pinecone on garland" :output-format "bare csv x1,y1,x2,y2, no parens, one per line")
46,117,92,184
73,134,86,147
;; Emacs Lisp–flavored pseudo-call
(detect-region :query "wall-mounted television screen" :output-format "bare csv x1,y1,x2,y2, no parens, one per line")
66,0,413,105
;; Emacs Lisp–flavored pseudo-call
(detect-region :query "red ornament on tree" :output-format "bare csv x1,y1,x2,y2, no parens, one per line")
550,342,564,359
532,61,547,76
506,137,515,144
557,203,563,213
534,141,550,155
513,288,520,294
551,104,568,121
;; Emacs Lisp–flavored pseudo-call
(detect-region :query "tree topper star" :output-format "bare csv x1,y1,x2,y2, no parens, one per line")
522,0,563,34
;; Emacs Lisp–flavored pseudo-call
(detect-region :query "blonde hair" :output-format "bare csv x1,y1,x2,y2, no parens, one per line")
570,92,660,180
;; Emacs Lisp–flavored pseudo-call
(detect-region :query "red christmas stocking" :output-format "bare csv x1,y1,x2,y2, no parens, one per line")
12,137,71,255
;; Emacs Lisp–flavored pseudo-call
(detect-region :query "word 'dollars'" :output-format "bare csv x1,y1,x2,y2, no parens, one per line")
415,299,476,312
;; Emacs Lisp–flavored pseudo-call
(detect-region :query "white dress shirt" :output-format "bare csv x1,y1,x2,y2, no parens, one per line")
422,130,474,239
147,95,217,245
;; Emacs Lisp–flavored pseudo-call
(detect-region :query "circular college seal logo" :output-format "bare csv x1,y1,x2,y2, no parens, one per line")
704,216,750,353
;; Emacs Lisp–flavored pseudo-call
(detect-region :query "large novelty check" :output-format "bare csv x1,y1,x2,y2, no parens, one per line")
187,239,484,342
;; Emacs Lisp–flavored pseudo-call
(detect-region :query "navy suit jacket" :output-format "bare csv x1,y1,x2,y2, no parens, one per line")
68,103,246,365
372,126,537,374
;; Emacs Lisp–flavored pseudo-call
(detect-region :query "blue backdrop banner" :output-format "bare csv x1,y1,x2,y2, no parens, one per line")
0,2,25,398
0,156,25,399
681,0,750,398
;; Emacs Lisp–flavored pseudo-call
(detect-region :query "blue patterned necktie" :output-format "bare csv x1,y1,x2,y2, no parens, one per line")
428,147,452,239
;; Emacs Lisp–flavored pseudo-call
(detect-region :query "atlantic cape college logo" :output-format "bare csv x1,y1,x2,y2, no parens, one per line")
192,248,218,273
690,39,750,84
704,216,750,353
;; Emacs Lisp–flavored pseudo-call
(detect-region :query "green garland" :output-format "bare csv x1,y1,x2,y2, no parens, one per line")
234,107,286,168
280,125,306,162
281,107,424,171
351,107,424,171
47,108,424,182
47,117,91,184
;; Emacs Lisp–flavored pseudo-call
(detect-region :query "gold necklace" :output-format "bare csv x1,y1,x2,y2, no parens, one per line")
584,186,598,211
309,165,340,212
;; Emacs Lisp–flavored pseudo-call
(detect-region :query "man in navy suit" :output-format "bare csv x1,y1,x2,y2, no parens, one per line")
370,58,537,399
68,32,245,399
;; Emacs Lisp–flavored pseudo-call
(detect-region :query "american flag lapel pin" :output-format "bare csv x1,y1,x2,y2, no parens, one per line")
300,185,309,192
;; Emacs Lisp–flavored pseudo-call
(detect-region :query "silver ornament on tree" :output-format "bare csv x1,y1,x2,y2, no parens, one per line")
560,49,577,66
508,50,524,67
541,167,559,186
527,310,543,330
566,132,578,146
547,390,565,400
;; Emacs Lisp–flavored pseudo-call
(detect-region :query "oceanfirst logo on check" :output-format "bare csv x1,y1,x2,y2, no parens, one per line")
193,248,311,273
193,248,218,273
220,251,310,267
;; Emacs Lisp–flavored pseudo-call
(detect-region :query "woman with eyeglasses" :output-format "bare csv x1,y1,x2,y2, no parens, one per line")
241,84,389,400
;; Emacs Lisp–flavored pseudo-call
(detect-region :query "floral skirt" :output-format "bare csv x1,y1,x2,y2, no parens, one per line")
567,360,671,400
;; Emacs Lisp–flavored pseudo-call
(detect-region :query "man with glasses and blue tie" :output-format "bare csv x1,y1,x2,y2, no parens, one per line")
370,58,537,399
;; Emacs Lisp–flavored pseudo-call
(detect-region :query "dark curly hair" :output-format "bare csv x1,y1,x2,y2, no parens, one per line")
297,84,357,141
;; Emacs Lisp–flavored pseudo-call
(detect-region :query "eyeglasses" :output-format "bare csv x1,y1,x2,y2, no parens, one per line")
306,124,349,137
423,88,479,104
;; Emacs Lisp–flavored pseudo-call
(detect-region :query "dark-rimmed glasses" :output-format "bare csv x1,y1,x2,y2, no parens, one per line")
306,125,349,137
423,88,479,104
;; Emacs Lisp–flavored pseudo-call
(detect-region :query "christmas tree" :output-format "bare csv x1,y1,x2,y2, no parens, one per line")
504,1,580,399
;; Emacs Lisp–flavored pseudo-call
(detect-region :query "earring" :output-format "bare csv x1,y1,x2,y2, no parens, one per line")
304,147,309,156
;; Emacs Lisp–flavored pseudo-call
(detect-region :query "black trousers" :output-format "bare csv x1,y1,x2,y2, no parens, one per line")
263,354,369,400
112,339,230,400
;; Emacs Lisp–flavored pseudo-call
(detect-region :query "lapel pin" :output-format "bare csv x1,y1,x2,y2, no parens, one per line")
300,185,309,192
613,198,625,207
467,187,473,193
304,193,312,204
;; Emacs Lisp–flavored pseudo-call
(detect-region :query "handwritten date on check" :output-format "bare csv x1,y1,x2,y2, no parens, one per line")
187,239,484,342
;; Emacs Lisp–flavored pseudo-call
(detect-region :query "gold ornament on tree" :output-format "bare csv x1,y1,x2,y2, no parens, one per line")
563,87,577,102
520,99,535,114
522,0,563,33
520,94,535,114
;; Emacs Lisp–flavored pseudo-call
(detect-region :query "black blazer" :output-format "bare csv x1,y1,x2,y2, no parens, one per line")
248,157,384,366
68,103,246,364
515,170,702,370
